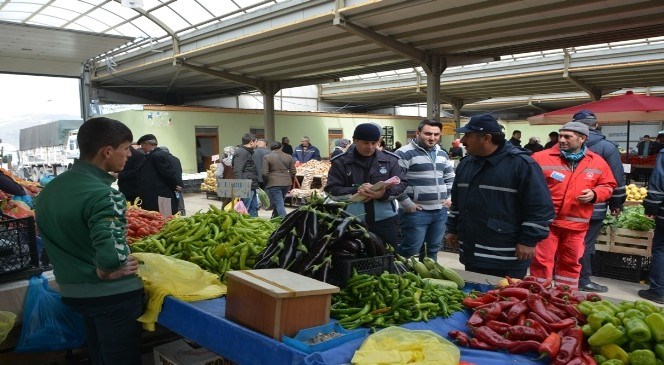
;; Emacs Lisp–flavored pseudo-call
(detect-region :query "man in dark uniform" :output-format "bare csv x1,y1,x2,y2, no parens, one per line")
136,134,181,215
116,145,144,204
325,123,406,246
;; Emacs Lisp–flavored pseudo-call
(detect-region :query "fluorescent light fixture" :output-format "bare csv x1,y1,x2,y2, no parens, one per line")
121,0,143,8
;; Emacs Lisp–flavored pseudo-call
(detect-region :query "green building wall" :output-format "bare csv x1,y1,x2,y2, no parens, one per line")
102,107,439,173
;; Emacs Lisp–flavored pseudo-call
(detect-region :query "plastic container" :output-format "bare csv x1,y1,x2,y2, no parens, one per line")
0,214,41,283
328,254,394,287
598,251,651,283
282,322,366,353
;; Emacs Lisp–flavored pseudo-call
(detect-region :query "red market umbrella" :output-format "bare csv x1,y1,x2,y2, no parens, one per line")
527,91,664,125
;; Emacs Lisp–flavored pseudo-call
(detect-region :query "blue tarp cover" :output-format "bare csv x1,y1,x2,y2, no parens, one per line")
157,283,547,365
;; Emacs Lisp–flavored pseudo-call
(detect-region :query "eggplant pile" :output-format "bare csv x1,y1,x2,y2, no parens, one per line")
253,198,386,283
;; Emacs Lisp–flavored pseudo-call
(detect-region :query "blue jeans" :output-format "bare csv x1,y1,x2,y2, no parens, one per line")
649,227,664,296
64,289,144,365
398,208,447,259
242,189,258,217
267,186,289,218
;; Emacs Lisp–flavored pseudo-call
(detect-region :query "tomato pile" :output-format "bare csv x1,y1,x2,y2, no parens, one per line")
621,154,656,166
126,207,171,243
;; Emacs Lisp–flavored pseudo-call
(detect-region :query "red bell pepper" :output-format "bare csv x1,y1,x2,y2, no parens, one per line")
564,304,587,324
527,312,553,333
499,287,530,300
475,326,515,350
527,294,561,323
462,297,485,309
553,336,579,365
507,340,542,354
545,302,568,318
523,318,548,337
505,325,548,342
539,332,562,358
486,320,512,334
548,317,577,332
506,300,529,323
468,338,497,351
516,280,547,294
448,330,470,346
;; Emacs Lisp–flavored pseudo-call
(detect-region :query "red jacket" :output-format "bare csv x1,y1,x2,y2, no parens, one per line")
532,145,617,231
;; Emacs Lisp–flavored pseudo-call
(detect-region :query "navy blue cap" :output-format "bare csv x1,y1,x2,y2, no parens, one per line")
572,110,597,126
353,123,382,141
456,114,503,134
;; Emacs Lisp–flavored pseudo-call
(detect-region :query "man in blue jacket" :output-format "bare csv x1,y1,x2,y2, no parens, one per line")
445,114,555,278
293,136,321,163
641,150,664,304
573,110,626,292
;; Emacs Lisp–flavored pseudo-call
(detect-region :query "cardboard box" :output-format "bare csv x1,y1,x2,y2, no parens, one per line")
226,269,339,340
153,339,225,365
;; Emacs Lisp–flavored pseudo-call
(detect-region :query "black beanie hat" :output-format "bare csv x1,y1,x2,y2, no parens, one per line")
353,123,381,141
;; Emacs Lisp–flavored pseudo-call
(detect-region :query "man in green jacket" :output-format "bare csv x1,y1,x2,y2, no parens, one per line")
35,117,144,365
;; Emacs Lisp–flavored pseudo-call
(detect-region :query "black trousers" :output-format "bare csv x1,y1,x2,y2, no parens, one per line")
579,218,603,286
367,216,399,248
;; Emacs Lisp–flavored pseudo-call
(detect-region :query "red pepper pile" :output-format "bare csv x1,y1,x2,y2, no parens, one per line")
126,206,170,243
449,276,598,364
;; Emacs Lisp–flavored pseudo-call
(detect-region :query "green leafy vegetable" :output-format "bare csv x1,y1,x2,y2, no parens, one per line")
616,205,655,231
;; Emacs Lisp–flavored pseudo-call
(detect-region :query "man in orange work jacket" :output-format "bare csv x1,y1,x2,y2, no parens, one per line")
531,121,617,290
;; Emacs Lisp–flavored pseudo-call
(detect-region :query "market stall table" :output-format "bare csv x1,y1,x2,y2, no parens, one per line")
157,283,547,365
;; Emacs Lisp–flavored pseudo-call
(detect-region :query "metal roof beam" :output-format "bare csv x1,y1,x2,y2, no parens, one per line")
563,48,601,101
334,16,427,67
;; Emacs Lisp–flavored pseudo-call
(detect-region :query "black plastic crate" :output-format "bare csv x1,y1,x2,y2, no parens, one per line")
328,254,394,287
597,251,651,283
0,214,41,283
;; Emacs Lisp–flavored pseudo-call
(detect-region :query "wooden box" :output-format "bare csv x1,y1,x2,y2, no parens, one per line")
595,226,611,252
225,269,339,341
610,228,653,256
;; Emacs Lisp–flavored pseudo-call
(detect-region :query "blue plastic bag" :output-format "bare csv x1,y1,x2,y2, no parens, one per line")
15,275,86,352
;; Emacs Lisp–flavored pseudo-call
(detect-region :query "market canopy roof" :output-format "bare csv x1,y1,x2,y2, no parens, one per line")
2,0,664,104
527,91,664,125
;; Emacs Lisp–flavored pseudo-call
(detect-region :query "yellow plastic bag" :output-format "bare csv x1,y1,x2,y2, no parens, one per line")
133,253,227,331
351,327,460,365
0,311,17,345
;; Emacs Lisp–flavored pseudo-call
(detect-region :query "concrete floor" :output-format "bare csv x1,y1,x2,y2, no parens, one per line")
183,192,650,303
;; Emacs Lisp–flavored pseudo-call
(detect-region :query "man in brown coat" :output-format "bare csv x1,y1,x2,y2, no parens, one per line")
263,141,297,217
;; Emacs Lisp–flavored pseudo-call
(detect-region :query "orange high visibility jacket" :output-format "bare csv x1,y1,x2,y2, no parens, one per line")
532,145,617,231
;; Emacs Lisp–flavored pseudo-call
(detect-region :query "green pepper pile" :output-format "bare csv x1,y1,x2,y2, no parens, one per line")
130,205,279,280
330,271,465,329
578,298,664,365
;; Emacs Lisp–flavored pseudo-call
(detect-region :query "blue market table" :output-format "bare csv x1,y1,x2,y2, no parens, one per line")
157,283,547,365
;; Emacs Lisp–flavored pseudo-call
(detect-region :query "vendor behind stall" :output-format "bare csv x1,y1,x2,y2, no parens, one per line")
325,123,406,246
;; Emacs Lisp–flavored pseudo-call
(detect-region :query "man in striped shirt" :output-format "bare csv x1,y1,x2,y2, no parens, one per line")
395,119,455,259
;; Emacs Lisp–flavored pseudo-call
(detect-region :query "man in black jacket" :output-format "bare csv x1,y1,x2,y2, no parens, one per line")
116,145,144,204
445,114,554,278
233,133,259,217
136,134,181,215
